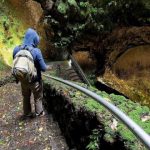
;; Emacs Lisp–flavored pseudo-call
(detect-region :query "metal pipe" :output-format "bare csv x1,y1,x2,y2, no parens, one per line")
43,74,150,149
69,54,91,86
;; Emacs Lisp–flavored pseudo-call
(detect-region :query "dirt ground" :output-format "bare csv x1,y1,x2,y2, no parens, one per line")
0,71,68,150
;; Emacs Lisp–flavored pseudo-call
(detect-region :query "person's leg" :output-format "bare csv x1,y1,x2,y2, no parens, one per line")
32,80,44,115
21,82,32,115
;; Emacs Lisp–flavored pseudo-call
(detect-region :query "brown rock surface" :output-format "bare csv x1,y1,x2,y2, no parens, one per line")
97,26,150,107
101,26,150,68
7,0,52,58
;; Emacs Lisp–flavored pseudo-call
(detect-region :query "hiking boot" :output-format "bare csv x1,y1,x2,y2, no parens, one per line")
26,113,34,117
35,111,45,117
19,113,35,120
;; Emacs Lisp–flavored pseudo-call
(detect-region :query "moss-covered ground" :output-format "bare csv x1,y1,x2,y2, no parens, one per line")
43,75,150,150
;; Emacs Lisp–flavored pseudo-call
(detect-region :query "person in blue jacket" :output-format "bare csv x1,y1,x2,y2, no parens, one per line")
13,28,49,118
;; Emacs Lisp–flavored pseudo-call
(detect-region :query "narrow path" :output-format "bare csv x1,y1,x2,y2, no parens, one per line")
0,82,68,150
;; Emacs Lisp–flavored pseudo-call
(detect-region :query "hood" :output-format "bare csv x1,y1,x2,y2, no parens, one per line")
23,28,40,48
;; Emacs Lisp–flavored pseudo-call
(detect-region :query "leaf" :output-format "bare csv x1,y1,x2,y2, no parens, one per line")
110,119,118,130
19,121,23,126
0,140,5,145
75,91,81,96
39,127,43,132
28,140,34,145
141,114,150,122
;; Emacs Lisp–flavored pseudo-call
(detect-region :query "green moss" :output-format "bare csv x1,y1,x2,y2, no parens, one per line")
118,123,136,141
0,59,8,71
57,1,69,14
84,98,105,112
79,2,90,8
44,79,150,150
103,133,115,143
68,0,78,7
0,3,25,67
86,129,100,150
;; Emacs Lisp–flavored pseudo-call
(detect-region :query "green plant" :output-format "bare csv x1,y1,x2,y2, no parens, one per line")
45,0,150,54
0,59,7,71
86,129,100,150
0,3,25,67
57,0,69,14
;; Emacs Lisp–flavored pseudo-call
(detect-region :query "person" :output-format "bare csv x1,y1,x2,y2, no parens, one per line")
13,28,50,118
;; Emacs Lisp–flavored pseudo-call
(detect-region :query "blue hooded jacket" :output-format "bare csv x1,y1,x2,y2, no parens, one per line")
13,28,47,81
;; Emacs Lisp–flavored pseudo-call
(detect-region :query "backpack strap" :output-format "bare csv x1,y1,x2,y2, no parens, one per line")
14,54,34,63
13,46,35,69
15,45,35,62
19,45,35,59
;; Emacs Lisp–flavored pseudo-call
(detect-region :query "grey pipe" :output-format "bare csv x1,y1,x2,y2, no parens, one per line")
69,54,91,86
43,74,150,149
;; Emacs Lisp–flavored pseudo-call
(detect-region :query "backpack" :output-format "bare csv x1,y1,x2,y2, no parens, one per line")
12,48,37,83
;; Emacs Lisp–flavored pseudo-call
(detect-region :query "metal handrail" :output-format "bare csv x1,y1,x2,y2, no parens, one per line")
69,54,91,86
42,73,150,149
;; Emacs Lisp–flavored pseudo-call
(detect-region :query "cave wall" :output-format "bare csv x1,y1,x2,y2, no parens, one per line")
0,2,27,67
6,0,52,58
98,26,150,106
7,0,42,27
102,26,150,69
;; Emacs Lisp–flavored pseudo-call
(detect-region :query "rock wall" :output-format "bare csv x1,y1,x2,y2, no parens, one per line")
97,26,150,106
7,0,43,27
6,0,52,58
103,26,150,68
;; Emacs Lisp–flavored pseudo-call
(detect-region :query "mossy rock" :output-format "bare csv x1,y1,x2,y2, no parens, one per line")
0,3,25,67
43,77,150,150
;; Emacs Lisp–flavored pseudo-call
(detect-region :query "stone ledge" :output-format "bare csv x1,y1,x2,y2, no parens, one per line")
43,79,150,150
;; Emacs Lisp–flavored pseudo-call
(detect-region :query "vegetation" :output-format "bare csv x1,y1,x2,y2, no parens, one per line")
42,0,150,50
0,1,149,149
0,59,7,70
0,3,25,70
86,129,100,150
44,77,150,150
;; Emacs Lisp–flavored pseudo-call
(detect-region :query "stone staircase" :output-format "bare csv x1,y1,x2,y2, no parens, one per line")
46,60,83,83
